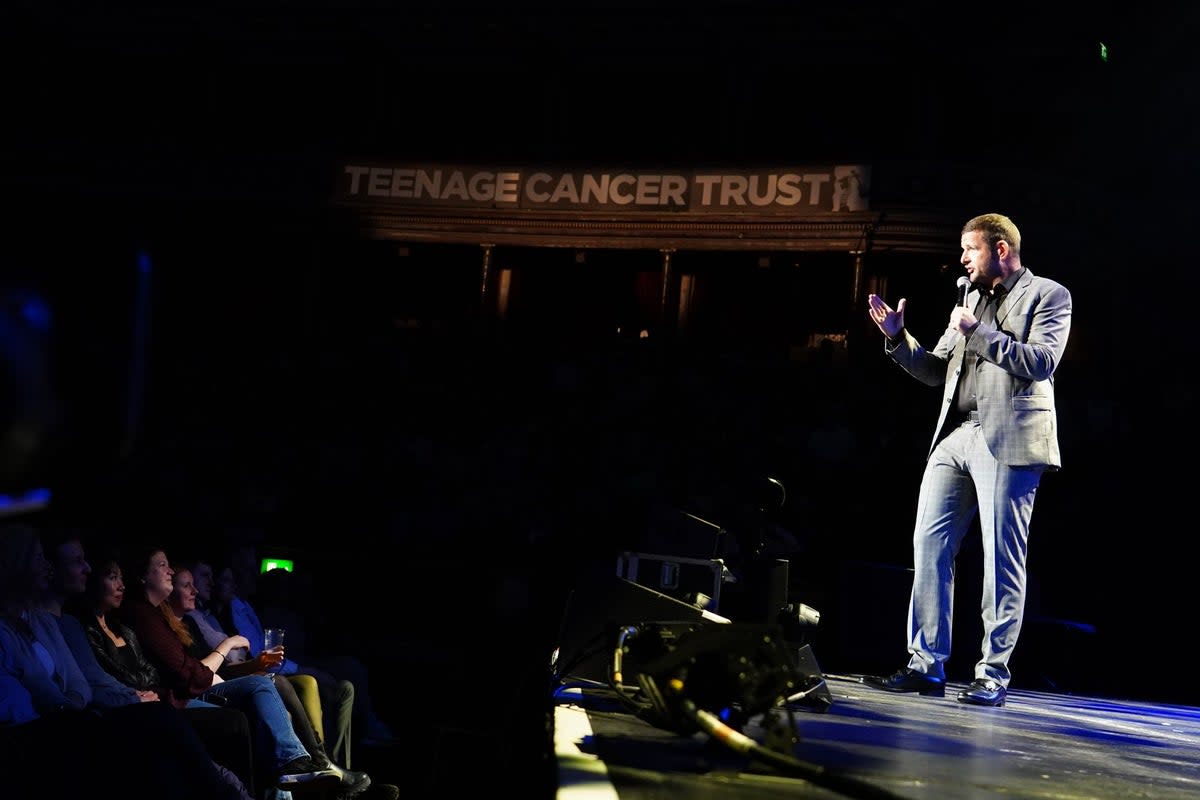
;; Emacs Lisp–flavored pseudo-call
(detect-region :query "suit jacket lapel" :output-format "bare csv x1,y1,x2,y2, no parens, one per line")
995,267,1034,328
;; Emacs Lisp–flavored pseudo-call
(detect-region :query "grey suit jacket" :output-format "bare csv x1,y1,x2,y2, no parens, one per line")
885,267,1072,469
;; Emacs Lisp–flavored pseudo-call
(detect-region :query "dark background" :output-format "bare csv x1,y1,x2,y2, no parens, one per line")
3,3,1198,792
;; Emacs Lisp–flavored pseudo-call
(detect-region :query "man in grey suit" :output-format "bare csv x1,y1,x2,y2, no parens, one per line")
862,212,1072,707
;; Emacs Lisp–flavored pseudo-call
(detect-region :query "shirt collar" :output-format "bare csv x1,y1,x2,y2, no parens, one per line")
992,267,1022,296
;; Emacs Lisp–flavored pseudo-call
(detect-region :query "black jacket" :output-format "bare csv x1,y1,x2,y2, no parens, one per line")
77,612,162,692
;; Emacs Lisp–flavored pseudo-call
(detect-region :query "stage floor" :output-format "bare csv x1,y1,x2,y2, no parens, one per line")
554,673,1200,799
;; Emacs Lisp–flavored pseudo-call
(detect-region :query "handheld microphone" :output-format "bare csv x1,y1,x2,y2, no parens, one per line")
956,276,971,307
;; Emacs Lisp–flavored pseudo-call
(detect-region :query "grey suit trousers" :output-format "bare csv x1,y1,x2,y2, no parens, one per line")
905,415,1044,686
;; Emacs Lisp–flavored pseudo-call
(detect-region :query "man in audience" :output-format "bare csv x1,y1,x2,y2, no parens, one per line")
227,540,397,757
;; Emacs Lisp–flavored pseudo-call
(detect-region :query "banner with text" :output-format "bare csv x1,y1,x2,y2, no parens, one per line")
336,163,871,214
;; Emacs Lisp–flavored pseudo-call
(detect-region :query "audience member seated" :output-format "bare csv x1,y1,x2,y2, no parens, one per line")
214,556,361,766
0,522,255,800
120,541,345,795
169,562,375,798
183,553,327,752
227,541,397,755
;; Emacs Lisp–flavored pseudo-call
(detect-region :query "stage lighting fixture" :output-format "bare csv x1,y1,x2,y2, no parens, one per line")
614,622,813,736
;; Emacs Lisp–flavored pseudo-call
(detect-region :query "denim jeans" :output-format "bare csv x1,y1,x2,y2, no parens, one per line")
187,674,309,770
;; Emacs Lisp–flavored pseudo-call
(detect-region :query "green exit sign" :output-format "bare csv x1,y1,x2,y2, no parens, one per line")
260,557,294,573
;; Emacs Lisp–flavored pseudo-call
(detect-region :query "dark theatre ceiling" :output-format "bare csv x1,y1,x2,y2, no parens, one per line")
0,4,1193,363
2,3,1193,401
3,4,1182,204
2,4,1194,329
4,5,1191,320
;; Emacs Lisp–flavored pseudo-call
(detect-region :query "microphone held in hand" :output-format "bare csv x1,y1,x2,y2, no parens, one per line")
956,276,971,307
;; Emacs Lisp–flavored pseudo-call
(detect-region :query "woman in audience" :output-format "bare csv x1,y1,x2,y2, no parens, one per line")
69,544,171,698
183,556,252,660
120,542,344,795
180,553,327,745
168,562,369,796
168,565,281,680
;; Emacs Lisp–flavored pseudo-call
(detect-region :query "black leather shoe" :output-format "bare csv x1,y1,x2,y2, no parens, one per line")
861,668,945,697
331,764,371,798
957,679,1007,706
276,756,341,792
